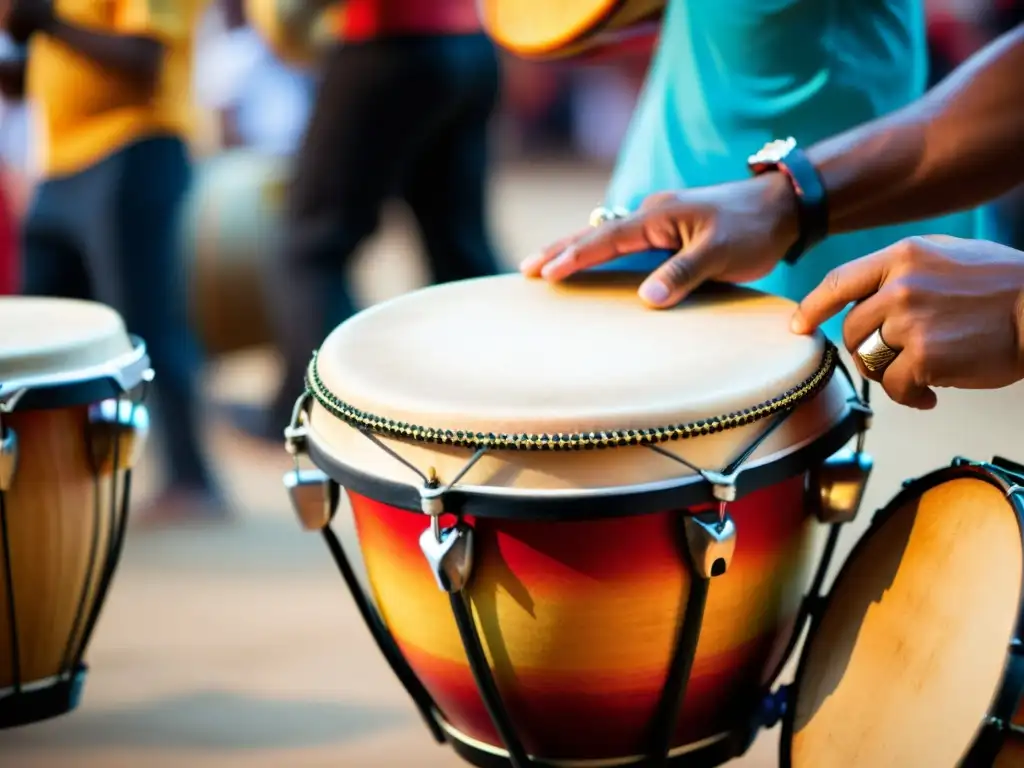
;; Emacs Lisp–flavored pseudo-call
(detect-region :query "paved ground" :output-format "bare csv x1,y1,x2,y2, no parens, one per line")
2,159,1023,767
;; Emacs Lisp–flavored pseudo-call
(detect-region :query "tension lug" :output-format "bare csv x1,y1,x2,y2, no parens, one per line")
684,512,736,579
812,447,873,525
284,467,340,531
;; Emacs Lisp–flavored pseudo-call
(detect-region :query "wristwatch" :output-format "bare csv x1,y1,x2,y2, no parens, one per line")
747,137,829,265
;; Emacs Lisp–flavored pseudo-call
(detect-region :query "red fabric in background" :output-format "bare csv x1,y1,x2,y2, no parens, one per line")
339,0,482,41
0,180,17,295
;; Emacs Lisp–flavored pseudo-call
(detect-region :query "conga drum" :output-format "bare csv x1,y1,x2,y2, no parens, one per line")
183,150,285,357
282,274,874,766
781,455,1024,768
0,297,152,728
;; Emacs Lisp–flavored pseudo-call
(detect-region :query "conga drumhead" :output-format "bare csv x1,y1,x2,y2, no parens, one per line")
307,274,856,498
0,297,135,385
783,465,1024,767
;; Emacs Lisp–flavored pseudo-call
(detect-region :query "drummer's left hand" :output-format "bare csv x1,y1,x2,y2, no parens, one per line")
790,235,1024,410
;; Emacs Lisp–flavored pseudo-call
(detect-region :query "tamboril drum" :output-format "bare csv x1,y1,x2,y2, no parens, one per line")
0,297,151,728
283,274,876,767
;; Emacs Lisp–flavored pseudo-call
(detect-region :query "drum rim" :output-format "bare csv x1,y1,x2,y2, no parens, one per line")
305,342,839,454
0,335,151,412
304,390,861,520
778,458,1024,768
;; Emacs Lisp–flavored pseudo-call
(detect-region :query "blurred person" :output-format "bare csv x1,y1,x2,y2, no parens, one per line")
5,0,229,523
589,0,980,342
523,25,1024,408
0,30,27,296
231,0,505,442
198,0,315,155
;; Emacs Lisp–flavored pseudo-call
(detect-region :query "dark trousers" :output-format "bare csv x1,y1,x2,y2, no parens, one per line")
21,136,213,490
269,33,504,424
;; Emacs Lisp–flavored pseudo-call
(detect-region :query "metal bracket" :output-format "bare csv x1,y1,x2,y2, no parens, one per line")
684,513,737,579
419,524,475,594
812,446,873,525
86,399,150,473
0,424,16,492
418,484,475,594
284,468,340,531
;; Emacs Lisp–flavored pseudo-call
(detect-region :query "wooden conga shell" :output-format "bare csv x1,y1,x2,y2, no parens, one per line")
352,477,817,756
0,407,123,688
0,296,150,727
184,151,286,357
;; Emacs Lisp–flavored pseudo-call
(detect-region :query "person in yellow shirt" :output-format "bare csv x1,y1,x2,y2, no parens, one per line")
4,0,227,524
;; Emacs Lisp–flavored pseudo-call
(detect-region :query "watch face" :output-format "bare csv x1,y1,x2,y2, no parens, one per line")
748,137,797,168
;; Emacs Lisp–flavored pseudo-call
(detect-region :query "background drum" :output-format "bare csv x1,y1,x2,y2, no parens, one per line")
183,150,286,358
282,274,871,767
0,297,151,728
782,456,1024,767
245,0,341,68
478,0,665,60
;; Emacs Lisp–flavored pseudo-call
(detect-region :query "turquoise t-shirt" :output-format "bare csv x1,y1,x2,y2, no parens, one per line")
599,0,978,341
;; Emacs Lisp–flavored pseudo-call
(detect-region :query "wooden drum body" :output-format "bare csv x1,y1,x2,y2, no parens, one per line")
0,297,152,728
284,275,873,767
183,150,287,357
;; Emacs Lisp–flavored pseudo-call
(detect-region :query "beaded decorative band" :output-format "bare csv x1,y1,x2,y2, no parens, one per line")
305,342,839,452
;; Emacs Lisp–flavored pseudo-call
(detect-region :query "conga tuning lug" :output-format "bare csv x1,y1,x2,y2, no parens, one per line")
684,513,736,579
284,468,340,531
419,523,475,594
0,425,17,491
86,399,150,473
813,447,873,525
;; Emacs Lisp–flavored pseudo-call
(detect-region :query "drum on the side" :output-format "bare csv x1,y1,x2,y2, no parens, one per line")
0,297,152,728
283,273,872,767
183,151,285,357
783,456,1024,767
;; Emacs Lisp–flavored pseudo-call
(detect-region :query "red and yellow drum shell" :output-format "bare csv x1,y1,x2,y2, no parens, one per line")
351,473,818,759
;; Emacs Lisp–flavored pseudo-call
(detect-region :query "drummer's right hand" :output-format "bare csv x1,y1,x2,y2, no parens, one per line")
520,175,799,309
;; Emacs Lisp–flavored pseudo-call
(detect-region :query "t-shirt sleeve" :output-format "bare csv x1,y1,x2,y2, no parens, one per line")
114,0,190,43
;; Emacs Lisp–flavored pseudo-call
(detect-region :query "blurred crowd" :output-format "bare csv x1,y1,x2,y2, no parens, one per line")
0,1,1019,199
0,0,1019,524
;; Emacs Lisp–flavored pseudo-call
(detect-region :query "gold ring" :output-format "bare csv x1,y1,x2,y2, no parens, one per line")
857,328,899,372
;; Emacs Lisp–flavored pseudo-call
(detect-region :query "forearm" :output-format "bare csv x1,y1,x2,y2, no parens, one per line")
807,25,1024,235
47,18,163,88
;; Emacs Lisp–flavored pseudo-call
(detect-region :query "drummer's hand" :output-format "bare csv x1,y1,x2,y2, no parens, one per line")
791,235,1024,410
519,174,799,308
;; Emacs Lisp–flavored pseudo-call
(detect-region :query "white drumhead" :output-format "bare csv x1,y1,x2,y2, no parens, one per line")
0,297,135,385
307,274,855,493
316,274,823,435
787,472,1023,767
